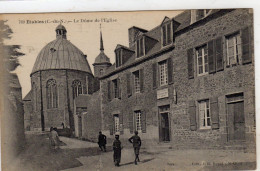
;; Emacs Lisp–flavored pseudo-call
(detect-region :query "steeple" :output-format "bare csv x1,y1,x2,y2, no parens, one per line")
55,24,67,39
100,24,104,51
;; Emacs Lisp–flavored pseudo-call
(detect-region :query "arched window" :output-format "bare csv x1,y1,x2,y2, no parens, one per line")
46,79,58,109
72,80,83,98
32,83,37,111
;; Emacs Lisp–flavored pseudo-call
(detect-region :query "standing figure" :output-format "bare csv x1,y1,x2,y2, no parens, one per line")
128,131,142,165
49,127,60,149
98,131,107,152
113,135,122,167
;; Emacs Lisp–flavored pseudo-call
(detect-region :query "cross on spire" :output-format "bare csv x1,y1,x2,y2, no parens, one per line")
100,24,104,51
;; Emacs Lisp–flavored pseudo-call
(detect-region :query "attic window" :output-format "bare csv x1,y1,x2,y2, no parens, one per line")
115,49,123,67
50,48,56,53
196,9,211,21
136,37,145,58
162,22,172,47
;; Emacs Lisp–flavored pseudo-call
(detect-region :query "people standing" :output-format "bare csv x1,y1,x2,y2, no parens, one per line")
113,135,122,167
128,131,142,165
49,127,60,150
98,131,107,152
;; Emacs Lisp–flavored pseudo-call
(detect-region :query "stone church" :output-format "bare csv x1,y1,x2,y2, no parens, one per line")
23,24,108,132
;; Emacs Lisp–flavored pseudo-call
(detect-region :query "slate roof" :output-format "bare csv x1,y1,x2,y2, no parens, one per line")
100,9,226,79
32,30,92,75
93,51,110,65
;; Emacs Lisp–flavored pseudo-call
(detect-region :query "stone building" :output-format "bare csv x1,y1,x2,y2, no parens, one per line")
23,24,97,131
99,9,255,149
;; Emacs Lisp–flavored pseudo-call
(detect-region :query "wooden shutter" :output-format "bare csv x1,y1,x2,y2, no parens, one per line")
241,27,252,64
110,116,114,135
107,80,111,101
140,69,144,93
188,100,197,131
167,57,173,84
208,40,216,74
215,37,224,71
137,40,140,57
167,23,171,44
117,78,121,99
129,112,133,134
152,63,157,89
187,48,194,79
162,25,166,46
141,110,146,133
210,97,219,129
126,72,132,97
119,114,124,134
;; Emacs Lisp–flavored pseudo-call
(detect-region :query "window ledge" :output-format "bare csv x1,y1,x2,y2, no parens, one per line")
197,127,212,132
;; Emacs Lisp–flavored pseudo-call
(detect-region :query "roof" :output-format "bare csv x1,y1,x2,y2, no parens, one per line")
100,9,230,79
8,73,21,89
56,24,66,31
31,37,92,75
23,90,32,101
93,51,111,65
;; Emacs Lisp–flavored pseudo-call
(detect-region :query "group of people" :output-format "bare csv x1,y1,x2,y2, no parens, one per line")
98,131,142,167
49,127,61,150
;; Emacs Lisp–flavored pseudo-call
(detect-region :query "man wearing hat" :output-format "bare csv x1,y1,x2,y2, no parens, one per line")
128,131,142,165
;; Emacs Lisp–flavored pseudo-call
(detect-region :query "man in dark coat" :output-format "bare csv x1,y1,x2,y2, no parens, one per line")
128,131,142,165
113,134,121,167
98,131,107,152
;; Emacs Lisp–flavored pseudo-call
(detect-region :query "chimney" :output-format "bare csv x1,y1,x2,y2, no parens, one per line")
128,26,147,47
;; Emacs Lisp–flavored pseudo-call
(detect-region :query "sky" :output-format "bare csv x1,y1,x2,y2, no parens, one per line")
2,10,183,98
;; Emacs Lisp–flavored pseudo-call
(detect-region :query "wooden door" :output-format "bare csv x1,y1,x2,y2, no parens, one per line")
227,101,245,141
160,112,170,142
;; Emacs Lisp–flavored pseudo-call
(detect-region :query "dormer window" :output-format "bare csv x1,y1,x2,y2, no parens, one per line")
136,37,145,58
115,49,123,67
162,22,172,47
196,9,211,21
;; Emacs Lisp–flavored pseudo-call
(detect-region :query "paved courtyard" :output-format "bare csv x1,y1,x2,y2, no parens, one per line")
6,133,256,171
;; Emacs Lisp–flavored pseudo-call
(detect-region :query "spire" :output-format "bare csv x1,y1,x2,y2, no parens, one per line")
100,24,104,51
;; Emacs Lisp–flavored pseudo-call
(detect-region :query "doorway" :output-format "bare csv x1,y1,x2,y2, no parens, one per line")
159,105,170,142
227,93,245,141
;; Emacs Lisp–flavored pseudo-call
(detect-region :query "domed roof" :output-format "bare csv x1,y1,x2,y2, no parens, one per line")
56,24,66,31
31,38,92,75
94,51,110,64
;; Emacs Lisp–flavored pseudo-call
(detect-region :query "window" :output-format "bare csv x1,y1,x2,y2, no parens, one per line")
46,79,58,109
159,60,168,86
226,33,242,66
116,49,123,67
133,70,140,93
196,9,211,21
196,45,208,75
100,69,104,76
198,100,211,129
136,37,145,58
162,23,172,46
112,79,119,98
114,114,120,133
32,83,37,111
72,80,83,98
135,111,142,131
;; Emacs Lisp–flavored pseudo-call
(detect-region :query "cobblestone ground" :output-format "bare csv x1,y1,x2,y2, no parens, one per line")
6,133,256,171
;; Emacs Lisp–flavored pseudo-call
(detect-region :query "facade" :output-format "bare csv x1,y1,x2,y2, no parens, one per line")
23,9,255,149
23,25,97,131
99,9,255,149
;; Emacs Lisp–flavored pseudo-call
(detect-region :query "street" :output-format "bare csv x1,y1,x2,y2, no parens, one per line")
6,133,256,171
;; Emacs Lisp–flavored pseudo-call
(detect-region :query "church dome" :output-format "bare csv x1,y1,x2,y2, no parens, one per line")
31,25,92,75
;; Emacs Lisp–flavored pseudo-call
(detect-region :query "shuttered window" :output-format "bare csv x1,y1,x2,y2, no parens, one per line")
133,70,140,93
159,60,168,86
112,79,119,99
114,114,120,134
137,37,145,58
198,99,211,129
226,33,242,66
196,45,208,76
215,37,224,71
162,23,172,47
187,48,194,79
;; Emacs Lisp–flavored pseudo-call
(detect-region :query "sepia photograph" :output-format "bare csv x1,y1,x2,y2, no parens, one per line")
1,8,256,170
